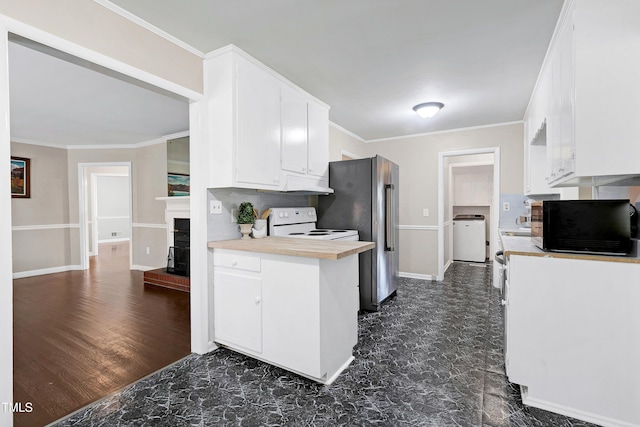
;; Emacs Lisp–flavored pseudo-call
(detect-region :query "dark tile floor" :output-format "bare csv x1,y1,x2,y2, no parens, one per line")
53,262,595,426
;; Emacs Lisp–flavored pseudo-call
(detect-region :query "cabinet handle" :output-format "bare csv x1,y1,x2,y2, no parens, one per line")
254,297,261,304
231,260,238,266
273,177,279,183
302,167,306,172
501,299,506,306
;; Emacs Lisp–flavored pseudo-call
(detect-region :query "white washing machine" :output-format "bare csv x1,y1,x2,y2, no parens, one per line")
453,214,486,262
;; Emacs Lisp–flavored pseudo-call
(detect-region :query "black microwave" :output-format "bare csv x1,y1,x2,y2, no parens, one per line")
531,199,632,255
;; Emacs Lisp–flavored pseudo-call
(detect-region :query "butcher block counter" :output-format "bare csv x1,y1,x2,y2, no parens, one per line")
500,234,640,264
208,237,375,385
207,236,375,260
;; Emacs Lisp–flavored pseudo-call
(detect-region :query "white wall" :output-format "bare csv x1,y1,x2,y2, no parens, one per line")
95,175,131,242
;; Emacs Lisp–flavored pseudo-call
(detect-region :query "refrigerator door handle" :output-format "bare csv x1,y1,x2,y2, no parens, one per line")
385,184,395,251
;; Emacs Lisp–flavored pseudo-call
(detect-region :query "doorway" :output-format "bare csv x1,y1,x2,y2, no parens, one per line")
437,148,500,281
3,31,195,426
80,163,132,266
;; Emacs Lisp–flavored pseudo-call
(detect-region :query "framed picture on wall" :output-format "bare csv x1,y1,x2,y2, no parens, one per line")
168,173,190,196
11,156,30,198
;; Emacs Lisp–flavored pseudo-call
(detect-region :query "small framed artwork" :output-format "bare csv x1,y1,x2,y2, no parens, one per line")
11,156,30,198
168,173,190,196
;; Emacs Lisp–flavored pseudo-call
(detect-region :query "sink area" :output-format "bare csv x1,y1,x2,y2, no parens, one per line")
500,228,531,237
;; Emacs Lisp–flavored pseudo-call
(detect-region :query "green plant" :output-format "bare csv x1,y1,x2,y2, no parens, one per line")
237,202,256,224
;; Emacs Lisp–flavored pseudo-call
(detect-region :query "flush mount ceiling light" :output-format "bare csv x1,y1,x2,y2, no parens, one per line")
413,102,444,118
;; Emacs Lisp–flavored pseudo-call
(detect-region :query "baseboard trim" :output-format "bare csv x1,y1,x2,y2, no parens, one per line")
399,272,435,281
13,265,84,279
522,393,635,427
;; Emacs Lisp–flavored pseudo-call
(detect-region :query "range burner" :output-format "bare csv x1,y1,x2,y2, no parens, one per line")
269,207,359,241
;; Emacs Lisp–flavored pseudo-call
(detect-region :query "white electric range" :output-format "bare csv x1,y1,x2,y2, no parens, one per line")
268,207,359,241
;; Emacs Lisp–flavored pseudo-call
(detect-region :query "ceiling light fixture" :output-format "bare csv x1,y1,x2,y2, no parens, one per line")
413,102,444,118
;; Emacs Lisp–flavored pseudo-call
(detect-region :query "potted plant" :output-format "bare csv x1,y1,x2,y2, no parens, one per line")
237,202,256,239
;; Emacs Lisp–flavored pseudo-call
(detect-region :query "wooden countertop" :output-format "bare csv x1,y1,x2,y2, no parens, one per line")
207,237,376,260
501,234,640,264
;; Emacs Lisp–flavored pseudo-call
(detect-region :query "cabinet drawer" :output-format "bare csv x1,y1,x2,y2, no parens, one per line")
213,251,261,272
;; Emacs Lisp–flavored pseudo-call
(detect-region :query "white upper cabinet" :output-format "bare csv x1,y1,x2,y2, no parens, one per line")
453,166,492,206
529,0,640,188
204,46,331,193
280,84,309,175
236,55,282,188
306,101,329,179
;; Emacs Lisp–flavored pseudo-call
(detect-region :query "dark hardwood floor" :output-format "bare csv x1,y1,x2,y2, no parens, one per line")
13,242,191,427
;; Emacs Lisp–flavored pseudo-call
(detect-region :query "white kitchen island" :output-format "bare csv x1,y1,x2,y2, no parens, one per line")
501,235,640,427
207,237,375,385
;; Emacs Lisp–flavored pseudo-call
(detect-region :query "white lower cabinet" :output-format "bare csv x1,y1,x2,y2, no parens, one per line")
212,248,359,384
505,254,640,426
213,271,262,354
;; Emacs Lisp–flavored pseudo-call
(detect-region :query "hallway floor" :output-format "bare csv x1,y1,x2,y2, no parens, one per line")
13,242,191,427
53,262,593,426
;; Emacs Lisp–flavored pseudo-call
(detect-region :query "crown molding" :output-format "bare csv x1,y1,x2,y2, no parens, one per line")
94,0,205,58
363,121,523,143
12,131,188,150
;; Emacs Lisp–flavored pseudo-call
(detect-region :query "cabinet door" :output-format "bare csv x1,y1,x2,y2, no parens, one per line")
548,8,575,184
213,271,262,353
236,57,282,187
307,102,329,178
280,85,308,174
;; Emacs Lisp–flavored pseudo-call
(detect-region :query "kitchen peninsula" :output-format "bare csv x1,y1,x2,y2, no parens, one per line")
501,234,640,427
207,237,375,385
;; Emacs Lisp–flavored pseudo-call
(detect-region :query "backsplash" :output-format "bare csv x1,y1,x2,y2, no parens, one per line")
207,188,315,241
498,194,529,228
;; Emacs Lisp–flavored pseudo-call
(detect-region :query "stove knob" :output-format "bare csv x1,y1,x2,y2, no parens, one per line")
278,212,285,218
284,212,289,218
308,210,314,216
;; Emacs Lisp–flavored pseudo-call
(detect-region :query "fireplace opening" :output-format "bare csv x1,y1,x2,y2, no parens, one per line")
167,218,190,276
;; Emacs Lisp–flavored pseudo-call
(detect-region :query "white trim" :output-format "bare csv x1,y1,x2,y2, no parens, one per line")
97,237,130,244
132,223,167,229
13,131,189,150
13,265,83,279
12,223,79,231
96,215,130,220
399,272,436,281
94,0,205,58
329,121,367,143
521,394,633,427
0,14,203,101
398,225,438,231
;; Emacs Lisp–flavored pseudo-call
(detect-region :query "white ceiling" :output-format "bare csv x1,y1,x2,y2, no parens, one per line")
8,0,564,146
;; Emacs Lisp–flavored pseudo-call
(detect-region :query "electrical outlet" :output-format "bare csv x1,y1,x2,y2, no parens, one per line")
231,208,237,223
146,247,150,255
210,200,223,214
503,202,510,211
423,208,429,217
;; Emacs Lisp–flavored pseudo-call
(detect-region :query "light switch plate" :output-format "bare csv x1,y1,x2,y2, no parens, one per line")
423,208,429,217
231,208,237,223
503,202,510,211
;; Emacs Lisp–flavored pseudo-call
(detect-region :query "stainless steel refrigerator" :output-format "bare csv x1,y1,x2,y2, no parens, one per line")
317,155,399,311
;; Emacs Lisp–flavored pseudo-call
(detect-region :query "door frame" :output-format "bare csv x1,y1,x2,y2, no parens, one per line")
0,18,206,423
437,147,500,281
81,164,132,261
